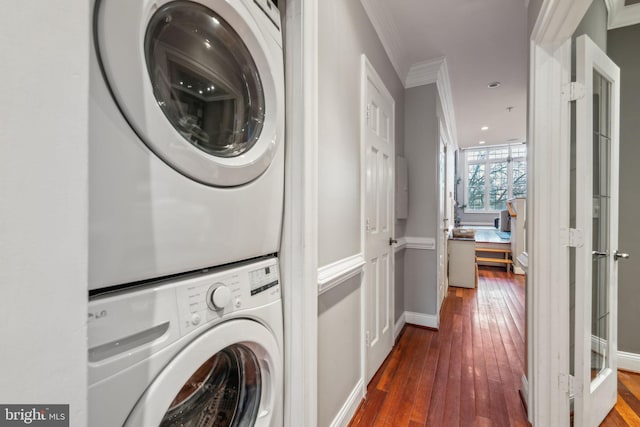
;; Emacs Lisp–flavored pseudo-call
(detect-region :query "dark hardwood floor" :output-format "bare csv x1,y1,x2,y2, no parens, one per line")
349,267,529,427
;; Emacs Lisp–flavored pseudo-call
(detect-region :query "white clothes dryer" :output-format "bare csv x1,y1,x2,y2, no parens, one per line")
89,0,284,290
88,257,283,426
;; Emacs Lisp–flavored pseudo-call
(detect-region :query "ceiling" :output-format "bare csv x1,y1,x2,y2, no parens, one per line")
361,0,529,149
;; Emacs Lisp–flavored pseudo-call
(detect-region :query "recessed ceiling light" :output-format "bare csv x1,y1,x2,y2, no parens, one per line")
479,141,486,145
481,126,489,131
488,81,501,88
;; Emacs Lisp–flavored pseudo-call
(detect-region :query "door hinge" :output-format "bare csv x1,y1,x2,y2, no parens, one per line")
561,227,584,248
559,373,579,397
365,330,370,346
562,82,585,101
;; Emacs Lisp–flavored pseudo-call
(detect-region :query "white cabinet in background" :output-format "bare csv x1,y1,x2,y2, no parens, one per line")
448,237,477,288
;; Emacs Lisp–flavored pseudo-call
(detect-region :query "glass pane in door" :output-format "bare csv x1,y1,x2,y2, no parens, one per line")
590,70,612,380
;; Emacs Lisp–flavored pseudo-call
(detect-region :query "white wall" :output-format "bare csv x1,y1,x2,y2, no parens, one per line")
403,84,440,316
0,1,88,425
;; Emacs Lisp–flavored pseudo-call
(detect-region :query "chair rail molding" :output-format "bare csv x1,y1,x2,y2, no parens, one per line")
404,236,436,250
318,253,366,295
393,236,408,252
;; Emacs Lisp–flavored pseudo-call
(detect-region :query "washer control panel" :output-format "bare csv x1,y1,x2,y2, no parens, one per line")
176,258,280,337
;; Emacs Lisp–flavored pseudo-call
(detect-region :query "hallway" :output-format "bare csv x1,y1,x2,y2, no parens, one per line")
349,268,528,426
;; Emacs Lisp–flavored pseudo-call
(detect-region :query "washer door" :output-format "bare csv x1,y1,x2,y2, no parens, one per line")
125,320,281,426
95,0,282,187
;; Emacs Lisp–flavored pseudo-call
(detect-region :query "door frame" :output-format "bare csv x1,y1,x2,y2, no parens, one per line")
360,54,396,386
528,0,593,425
281,0,319,426
436,119,449,314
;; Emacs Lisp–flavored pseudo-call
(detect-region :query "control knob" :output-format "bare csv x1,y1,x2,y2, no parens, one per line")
210,285,232,310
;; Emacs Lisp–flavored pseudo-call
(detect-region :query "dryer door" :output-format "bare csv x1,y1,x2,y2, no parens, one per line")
95,0,283,187
125,319,281,426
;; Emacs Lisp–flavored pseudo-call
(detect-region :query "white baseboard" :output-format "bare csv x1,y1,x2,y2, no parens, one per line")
619,351,640,373
404,311,439,329
394,313,406,340
329,379,365,427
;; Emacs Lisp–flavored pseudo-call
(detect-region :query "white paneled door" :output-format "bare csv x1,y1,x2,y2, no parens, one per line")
362,57,395,382
573,34,622,427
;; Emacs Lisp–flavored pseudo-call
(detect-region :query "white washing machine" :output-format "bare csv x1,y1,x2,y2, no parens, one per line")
88,257,283,426
89,0,284,290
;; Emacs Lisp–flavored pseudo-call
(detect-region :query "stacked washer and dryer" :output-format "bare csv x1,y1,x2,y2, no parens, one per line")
87,0,284,425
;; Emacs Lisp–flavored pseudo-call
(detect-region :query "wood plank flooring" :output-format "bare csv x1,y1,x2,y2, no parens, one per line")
349,267,529,427
601,370,640,426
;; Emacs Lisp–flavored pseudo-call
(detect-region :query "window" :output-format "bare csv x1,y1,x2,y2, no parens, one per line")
463,144,527,212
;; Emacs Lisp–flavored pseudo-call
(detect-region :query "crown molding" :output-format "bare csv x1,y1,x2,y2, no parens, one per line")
435,59,458,148
405,57,444,88
360,1,458,147
606,0,640,29
405,57,459,147
360,0,410,81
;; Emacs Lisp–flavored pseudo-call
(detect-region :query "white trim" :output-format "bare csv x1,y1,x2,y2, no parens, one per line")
405,57,443,88
394,236,407,253
435,59,458,149
404,236,436,250
359,0,409,80
405,311,439,329
531,0,592,47
618,351,640,374
394,312,406,340
317,254,366,295
516,251,528,272
528,30,573,426
329,379,365,427
281,1,318,425
521,375,530,409
606,0,640,29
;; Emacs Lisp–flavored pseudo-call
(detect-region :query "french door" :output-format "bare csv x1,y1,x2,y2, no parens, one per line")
573,34,621,427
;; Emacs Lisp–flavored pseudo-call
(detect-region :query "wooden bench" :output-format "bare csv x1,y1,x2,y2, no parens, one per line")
475,247,512,272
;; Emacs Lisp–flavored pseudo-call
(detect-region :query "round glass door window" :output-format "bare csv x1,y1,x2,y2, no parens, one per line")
145,1,265,158
160,344,262,427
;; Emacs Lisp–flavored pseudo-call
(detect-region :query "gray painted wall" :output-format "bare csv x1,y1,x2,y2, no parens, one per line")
608,24,640,354
528,0,544,36
317,0,405,424
317,0,404,268
403,84,439,316
573,0,608,51
395,249,405,323
318,276,361,427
